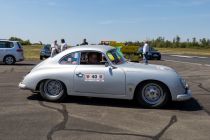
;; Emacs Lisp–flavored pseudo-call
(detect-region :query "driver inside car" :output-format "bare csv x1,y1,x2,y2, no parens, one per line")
88,52,100,64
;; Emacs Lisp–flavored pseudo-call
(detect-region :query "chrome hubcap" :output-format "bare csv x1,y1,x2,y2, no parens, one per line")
142,83,164,105
5,57,14,64
44,80,63,96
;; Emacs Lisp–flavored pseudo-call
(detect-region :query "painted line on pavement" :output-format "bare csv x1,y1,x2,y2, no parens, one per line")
171,55,193,58
171,55,208,59
164,59,210,67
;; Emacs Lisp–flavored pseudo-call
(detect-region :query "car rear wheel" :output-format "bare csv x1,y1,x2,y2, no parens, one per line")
4,56,15,65
136,81,170,108
40,80,66,102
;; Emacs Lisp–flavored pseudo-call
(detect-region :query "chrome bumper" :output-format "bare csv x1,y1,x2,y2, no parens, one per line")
19,82,28,90
176,89,192,101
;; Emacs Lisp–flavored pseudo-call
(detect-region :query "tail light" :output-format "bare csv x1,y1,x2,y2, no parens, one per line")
17,48,23,52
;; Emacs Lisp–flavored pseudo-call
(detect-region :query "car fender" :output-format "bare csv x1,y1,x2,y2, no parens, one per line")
125,70,185,100
22,66,76,93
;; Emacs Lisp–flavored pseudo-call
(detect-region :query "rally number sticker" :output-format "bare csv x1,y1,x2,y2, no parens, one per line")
85,74,104,82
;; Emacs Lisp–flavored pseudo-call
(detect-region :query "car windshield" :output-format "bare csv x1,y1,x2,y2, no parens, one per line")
44,45,51,50
107,48,126,65
150,47,156,51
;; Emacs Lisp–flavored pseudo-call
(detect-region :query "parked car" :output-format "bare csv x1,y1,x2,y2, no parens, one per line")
0,40,24,65
138,47,161,60
40,44,51,60
19,45,191,108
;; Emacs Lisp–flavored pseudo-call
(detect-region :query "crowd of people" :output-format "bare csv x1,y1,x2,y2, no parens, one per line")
51,39,68,57
51,38,89,57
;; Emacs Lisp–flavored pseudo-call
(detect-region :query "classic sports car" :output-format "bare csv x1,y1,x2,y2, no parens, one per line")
19,45,192,108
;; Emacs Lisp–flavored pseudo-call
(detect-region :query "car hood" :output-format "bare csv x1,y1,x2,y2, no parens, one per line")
119,62,175,72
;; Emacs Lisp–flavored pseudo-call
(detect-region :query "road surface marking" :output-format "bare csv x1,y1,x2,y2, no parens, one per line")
164,59,210,67
171,55,193,58
171,55,208,59
196,56,208,59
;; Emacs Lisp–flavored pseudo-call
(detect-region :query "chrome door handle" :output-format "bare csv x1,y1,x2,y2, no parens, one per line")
76,73,84,77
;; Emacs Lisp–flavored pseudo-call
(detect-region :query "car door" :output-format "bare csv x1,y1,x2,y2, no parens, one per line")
73,51,126,95
74,65,126,95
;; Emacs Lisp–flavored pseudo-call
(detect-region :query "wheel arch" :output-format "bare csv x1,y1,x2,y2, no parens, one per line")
133,80,172,101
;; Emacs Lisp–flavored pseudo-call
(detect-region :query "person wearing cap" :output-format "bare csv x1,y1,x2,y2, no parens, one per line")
143,41,150,64
60,39,68,52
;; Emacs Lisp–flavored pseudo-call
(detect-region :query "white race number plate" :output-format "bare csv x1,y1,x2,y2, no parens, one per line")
85,74,104,82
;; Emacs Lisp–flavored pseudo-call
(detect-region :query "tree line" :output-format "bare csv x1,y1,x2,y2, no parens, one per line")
124,36,210,48
9,37,31,45
8,36,210,48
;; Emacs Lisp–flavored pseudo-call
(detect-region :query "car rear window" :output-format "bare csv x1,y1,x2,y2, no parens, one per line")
17,42,22,49
60,52,80,65
44,45,51,50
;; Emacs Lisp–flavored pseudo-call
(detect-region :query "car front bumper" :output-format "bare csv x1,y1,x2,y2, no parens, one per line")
176,89,192,101
19,82,29,90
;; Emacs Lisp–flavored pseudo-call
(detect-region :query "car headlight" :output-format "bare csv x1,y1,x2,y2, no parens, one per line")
180,78,189,89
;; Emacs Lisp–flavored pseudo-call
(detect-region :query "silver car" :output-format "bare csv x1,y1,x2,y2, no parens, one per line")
0,40,24,64
19,45,191,108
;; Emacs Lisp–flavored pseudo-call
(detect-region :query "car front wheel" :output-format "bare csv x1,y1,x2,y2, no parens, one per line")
136,81,170,108
40,80,66,102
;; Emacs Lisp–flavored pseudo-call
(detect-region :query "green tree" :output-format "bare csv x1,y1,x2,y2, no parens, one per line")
9,37,31,45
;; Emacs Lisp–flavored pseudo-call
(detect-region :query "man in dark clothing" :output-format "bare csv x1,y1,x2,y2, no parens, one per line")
81,39,88,45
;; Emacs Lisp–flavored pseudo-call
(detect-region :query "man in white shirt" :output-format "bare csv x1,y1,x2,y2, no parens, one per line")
60,39,68,52
143,41,150,64
51,40,59,57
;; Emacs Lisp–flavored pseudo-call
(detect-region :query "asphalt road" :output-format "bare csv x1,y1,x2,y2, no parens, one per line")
0,60,210,140
162,54,210,66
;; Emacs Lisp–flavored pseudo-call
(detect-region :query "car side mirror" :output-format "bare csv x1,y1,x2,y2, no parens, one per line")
105,62,117,69
105,62,109,67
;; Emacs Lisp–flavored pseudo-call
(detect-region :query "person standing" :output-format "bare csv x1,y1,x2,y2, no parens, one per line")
143,41,150,64
51,40,59,57
60,39,68,52
81,38,88,46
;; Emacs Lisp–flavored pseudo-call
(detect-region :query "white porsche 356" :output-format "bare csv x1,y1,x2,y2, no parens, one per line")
19,45,191,108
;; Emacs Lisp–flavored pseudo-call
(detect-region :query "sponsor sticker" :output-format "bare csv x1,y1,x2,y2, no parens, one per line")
85,74,104,82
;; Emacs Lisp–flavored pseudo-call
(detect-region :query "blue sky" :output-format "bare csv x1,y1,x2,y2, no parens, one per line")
0,0,210,45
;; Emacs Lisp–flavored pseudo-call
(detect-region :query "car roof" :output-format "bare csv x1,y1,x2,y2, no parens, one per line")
53,45,115,61
66,45,114,53
0,40,19,43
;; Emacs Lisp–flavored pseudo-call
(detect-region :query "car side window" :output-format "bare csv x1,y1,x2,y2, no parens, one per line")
60,52,79,65
80,51,107,65
9,42,14,48
0,41,7,48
